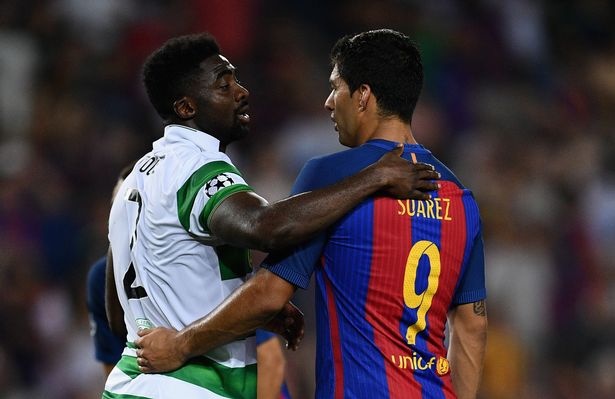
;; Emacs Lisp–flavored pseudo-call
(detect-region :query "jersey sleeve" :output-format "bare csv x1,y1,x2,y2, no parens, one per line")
255,329,277,345
289,157,322,194
176,160,253,237
261,158,329,289
86,258,125,365
451,231,487,305
262,234,326,289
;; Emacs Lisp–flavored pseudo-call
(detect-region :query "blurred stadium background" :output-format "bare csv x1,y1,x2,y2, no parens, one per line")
1,0,614,398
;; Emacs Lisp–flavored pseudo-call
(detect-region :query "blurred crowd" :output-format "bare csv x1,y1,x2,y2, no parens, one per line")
0,0,614,398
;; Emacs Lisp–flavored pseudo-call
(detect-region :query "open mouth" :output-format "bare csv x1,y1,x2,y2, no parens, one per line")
236,104,250,124
330,115,338,131
237,112,250,124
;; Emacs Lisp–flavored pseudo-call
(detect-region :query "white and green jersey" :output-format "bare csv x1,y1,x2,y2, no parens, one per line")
105,125,257,399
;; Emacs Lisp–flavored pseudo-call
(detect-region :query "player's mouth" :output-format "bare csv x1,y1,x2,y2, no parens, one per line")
330,114,338,131
236,105,250,125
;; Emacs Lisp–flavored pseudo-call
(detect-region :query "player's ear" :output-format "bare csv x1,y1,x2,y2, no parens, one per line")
173,97,196,120
358,84,371,111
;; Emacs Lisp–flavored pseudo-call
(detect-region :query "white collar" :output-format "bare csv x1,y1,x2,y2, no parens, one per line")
163,124,221,152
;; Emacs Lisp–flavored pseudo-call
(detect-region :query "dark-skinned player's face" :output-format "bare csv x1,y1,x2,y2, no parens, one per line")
191,54,250,145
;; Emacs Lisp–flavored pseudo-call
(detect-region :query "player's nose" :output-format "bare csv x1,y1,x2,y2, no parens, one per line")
324,91,334,111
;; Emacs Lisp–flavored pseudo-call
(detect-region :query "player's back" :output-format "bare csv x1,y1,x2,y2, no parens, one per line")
296,139,484,399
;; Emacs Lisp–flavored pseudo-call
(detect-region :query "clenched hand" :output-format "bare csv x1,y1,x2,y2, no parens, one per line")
134,327,187,373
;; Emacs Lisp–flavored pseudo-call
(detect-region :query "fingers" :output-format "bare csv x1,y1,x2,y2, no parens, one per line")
408,191,433,201
417,168,440,179
414,168,440,196
413,162,435,171
137,355,148,367
134,329,151,348
136,354,153,373
137,359,153,373
282,316,304,351
416,181,440,192
390,143,404,157
137,327,153,337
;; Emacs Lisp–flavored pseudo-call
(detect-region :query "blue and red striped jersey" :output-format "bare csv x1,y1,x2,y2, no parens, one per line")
263,139,485,399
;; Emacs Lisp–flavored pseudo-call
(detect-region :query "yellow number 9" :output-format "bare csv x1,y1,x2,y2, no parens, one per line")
403,240,441,345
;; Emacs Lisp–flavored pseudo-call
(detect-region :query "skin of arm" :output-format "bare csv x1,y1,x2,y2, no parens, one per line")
209,145,439,252
447,300,488,399
135,268,299,373
257,336,287,399
102,363,115,377
105,246,128,338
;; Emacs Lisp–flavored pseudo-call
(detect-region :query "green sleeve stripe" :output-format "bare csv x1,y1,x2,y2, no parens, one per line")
115,354,256,399
103,391,151,399
176,160,247,233
200,184,252,231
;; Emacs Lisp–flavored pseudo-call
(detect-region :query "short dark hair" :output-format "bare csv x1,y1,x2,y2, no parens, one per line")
143,33,220,119
330,29,423,123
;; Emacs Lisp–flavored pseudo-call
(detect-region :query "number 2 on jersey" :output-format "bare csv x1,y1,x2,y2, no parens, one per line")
403,240,441,345
124,188,148,299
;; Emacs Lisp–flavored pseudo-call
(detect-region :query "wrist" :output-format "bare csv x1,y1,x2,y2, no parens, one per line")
362,163,388,191
176,329,194,361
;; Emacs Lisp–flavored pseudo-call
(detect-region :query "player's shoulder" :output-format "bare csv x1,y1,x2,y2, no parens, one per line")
133,146,241,196
418,152,468,191
295,144,384,193
415,150,480,208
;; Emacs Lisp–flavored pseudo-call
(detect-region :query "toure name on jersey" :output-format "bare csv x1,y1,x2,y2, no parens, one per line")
397,198,452,221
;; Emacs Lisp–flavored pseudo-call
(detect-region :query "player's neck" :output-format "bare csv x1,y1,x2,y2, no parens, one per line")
362,117,417,145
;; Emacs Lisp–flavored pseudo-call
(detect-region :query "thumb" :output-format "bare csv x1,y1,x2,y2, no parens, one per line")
390,143,404,157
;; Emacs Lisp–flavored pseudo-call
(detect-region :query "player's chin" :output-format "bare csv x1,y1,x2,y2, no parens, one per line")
337,132,352,147
231,124,250,140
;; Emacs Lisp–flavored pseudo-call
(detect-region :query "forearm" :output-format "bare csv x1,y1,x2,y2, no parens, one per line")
178,270,293,359
212,165,386,252
257,338,286,399
260,170,384,243
448,302,488,399
210,147,439,251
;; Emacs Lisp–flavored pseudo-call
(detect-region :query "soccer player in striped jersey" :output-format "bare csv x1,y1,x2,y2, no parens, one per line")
105,32,439,399
135,29,487,399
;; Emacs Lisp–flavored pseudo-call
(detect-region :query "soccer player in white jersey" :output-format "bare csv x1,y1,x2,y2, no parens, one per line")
104,33,439,399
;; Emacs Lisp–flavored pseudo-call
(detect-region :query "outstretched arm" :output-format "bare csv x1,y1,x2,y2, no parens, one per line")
210,145,439,252
134,269,300,373
448,300,488,399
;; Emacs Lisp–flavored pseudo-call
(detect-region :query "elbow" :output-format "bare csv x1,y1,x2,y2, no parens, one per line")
251,218,297,252
249,270,293,320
